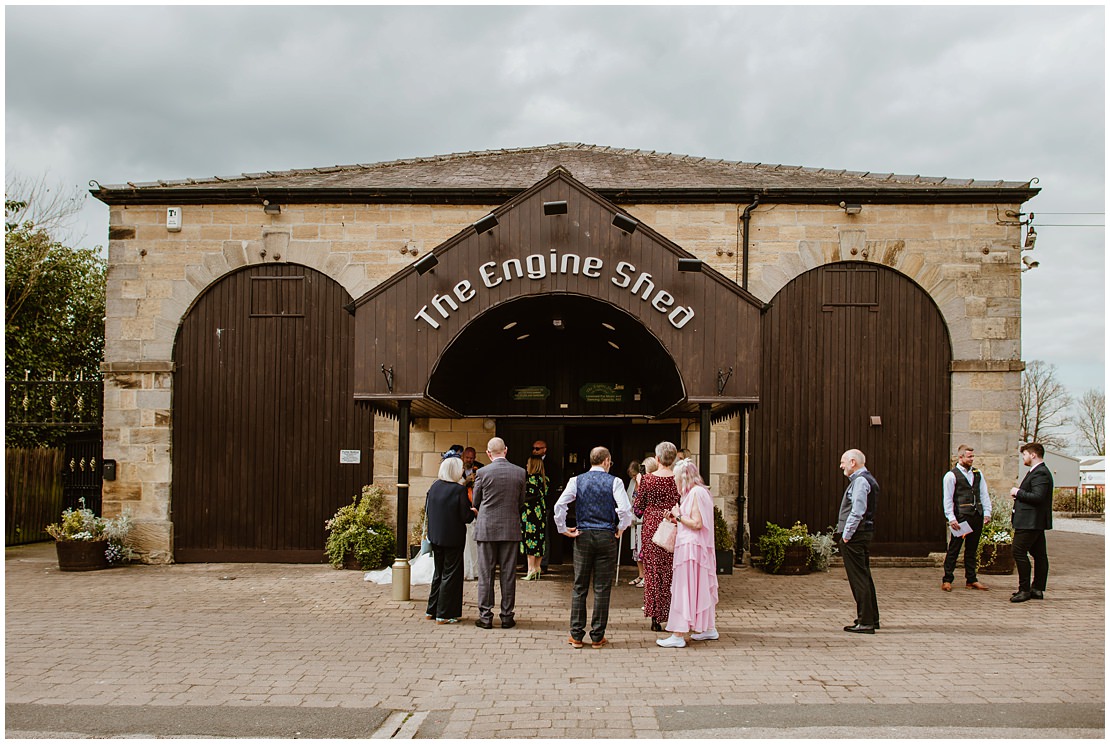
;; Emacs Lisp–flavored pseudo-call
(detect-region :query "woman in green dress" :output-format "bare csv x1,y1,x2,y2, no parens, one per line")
520,455,548,580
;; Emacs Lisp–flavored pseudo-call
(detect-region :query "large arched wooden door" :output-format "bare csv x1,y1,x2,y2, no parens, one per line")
173,264,374,562
749,262,951,555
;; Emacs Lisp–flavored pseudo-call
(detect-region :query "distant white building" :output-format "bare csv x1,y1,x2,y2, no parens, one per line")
1079,457,1105,492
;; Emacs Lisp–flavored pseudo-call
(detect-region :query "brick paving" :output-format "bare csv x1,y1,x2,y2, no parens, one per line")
5,528,1104,738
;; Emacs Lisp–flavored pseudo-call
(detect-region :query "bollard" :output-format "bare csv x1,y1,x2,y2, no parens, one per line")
391,557,411,601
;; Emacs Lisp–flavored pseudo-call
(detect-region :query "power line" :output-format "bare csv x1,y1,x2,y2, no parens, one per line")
1033,223,1104,227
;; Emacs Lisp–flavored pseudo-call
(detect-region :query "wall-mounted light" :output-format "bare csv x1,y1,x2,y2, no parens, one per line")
543,200,568,215
414,253,439,275
612,213,638,233
869,415,882,427
552,317,564,330
474,213,499,234
677,258,703,272
1024,224,1037,250
263,200,281,215
1021,256,1040,272
839,201,862,215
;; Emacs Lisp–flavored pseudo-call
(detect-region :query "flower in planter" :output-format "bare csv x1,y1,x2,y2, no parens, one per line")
45,498,136,564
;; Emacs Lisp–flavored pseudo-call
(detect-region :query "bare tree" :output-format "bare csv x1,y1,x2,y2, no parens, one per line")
1019,360,1072,450
4,171,87,242
1072,388,1105,455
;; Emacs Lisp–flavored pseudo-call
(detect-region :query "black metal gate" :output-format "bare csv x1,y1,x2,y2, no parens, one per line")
61,429,104,513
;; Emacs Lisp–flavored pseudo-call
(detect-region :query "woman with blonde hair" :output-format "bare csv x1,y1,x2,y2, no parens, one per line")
520,455,548,580
634,442,681,632
656,458,719,647
424,454,476,624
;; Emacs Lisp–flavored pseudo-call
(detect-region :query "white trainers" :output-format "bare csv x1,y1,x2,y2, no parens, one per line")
656,635,686,648
691,629,719,641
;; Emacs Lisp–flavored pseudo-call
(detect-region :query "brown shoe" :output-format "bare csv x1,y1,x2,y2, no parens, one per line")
591,637,609,649
941,582,952,592
966,581,990,591
567,637,584,649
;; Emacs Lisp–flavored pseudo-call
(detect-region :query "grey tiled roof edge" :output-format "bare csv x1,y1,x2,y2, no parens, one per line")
97,142,1034,194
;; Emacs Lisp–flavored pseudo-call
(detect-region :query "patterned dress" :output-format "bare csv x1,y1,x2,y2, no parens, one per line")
634,473,680,623
520,473,548,557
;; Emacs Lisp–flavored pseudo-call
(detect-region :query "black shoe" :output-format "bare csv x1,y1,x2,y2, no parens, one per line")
1031,590,1044,599
501,618,516,629
853,620,880,630
651,620,663,632
1010,591,1032,603
474,618,493,629
843,624,875,634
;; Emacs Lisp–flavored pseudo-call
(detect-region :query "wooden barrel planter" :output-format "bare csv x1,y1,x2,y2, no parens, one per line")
55,540,110,572
777,545,813,575
978,542,1015,575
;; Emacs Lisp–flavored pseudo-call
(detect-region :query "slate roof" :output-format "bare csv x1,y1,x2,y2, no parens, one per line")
92,142,1038,204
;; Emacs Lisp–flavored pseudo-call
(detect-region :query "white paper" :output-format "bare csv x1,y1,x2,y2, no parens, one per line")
950,520,973,538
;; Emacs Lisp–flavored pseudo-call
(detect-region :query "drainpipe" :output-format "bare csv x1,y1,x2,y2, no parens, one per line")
740,197,759,292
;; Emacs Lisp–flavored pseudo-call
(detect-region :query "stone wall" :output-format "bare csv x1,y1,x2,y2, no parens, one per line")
102,199,1024,561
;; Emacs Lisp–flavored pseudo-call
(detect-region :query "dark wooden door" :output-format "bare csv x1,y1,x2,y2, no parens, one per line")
173,265,374,562
749,263,951,555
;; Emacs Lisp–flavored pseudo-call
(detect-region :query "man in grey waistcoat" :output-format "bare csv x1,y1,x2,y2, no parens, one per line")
836,448,880,634
471,437,527,629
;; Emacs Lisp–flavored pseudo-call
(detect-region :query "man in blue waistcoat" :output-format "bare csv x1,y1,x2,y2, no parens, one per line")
554,446,633,649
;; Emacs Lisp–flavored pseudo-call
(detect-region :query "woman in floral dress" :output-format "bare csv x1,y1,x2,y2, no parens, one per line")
520,455,548,580
634,441,681,631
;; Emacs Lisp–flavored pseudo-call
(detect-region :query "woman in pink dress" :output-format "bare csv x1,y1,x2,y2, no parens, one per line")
656,457,719,648
634,442,681,632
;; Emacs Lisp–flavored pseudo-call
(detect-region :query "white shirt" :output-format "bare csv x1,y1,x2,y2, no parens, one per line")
553,466,634,534
942,463,992,523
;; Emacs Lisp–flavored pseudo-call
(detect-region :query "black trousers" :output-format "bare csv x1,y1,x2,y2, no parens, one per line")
840,530,879,626
570,529,619,643
943,512,984,584
426,543,465,620
1012,529,1049,592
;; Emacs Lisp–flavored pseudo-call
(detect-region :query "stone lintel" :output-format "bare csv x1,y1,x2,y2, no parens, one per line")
102,361,176,373
949,360,1025,373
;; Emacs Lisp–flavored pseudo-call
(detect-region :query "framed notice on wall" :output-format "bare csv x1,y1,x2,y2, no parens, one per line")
339,450,361,464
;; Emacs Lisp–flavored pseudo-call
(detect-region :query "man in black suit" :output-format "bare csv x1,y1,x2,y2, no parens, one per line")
1009,442,1054,603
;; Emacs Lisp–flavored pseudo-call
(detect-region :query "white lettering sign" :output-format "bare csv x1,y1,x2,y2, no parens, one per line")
416,253,695,330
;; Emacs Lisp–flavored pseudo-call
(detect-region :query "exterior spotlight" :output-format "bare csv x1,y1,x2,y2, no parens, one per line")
552,317,564,330
414,253,439,276
612,213,638,233
543,200,568,215
677,258,703,272
1021,256,1040,271
1024,225,1037,250
474,213,499,234
839,202,862,215
263,200,281,215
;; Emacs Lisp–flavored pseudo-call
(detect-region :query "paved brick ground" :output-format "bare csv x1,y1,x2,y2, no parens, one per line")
6,527,1104,738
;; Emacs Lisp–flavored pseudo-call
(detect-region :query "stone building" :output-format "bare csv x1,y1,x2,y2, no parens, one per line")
92,143,1037,563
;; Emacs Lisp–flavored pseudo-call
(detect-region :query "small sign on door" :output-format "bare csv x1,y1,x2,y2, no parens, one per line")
340,450,361,464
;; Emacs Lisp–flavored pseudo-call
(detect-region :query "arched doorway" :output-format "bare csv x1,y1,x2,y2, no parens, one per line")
172,264,374,562
748,262,951,555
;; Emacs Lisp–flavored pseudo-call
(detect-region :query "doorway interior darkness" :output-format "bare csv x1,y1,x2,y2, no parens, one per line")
497,419,681,564
428,295,685,418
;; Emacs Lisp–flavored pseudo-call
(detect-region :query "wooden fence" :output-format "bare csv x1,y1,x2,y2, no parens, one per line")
6,448,64,545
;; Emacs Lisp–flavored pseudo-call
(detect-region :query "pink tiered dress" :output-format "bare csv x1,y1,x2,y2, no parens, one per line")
665,485,719,634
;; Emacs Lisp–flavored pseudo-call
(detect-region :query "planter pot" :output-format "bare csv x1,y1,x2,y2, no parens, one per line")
978,542,1015,575
715,549,734,575
342,552,362,570
777,545,813,575
55,540,110,572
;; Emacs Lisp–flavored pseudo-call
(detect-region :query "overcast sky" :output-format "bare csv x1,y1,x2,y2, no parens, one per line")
5,5,1105,421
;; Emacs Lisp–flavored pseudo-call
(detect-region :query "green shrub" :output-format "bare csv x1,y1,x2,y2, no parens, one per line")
324,484,395,570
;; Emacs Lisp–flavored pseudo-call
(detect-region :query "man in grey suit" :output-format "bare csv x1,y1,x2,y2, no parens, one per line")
1009,442,1054,603
472,437,527,629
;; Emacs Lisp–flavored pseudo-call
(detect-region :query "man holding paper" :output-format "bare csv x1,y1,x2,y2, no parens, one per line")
941,445,992,591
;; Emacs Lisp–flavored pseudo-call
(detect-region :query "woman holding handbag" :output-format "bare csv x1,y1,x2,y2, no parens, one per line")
656,457,719,648
634,442,681,632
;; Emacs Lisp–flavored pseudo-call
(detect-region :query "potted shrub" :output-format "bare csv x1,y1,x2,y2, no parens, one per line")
755,521,814,574
324,484,396,570
978,493,1015,575
808,526,838,572
46,498,135,571
713,506,735,574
